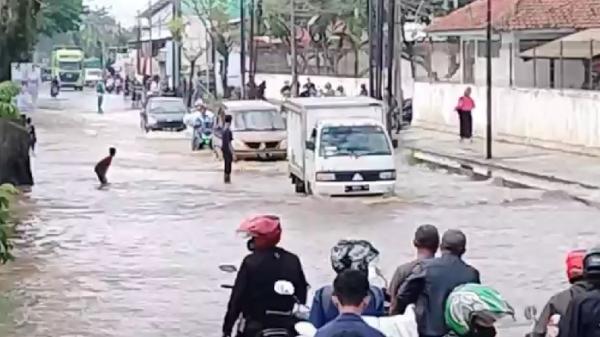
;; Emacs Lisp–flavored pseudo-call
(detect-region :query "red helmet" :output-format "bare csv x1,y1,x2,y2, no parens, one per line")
566,249,586,281
237,215,282,250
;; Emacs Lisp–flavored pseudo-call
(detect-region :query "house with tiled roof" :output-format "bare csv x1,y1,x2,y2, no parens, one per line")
424,0,600,89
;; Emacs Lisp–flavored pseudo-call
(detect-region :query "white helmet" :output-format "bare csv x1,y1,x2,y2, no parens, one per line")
194,98,206,108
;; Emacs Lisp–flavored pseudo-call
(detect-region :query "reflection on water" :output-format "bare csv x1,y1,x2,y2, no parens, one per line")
1,91,599,337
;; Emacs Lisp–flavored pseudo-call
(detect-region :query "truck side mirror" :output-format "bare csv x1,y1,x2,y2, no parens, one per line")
305,140,315,151
392,139,399,148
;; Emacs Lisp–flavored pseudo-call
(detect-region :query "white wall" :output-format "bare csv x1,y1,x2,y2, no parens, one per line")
253,71,415,101
412,82,600,149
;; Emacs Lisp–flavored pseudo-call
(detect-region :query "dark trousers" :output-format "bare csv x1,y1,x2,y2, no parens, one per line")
457,109,472,139
95,169,107,185
223,154,232,183
97,96,104,114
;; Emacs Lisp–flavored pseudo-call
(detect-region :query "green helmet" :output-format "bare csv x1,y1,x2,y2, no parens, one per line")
445,283,514,336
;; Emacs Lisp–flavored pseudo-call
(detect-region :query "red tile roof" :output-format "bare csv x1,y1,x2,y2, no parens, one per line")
427,0,600,32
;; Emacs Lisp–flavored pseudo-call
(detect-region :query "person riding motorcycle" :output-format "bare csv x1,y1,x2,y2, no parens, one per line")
445,283,514,337
557,247,600,337
50,76,60,97
222,215,308,337
189,99,214,150
527,249,592,337
309,240,386,328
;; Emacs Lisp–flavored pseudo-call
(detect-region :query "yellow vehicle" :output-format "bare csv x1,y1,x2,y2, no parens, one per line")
51,47,85,90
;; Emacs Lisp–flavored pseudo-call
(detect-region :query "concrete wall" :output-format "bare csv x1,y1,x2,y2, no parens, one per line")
412,82,600,150
0,119,33,186
254,62,415,100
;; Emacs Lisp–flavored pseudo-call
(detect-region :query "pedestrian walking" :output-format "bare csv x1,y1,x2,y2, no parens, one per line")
94,147,116,188
222,114,236,184
359,84,368,96
26,117,37,155
96,80,106,114
456,87,475,142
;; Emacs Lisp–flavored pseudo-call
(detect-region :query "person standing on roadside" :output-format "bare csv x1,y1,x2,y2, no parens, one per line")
456,87,475,142
26,117,37,155
96,79,106,114
389,224,439,314
396,229,480,337
222,115,236,183
94,147,116,187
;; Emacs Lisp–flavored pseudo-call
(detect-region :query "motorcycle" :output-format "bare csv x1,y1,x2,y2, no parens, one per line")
191,119,213,151
219,264,308,337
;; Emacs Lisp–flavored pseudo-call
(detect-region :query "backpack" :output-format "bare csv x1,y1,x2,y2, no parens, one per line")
563,290,600,337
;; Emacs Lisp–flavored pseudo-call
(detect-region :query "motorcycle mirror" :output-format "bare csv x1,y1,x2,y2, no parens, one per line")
274,280,295,296
218,264,238,273
524,305,538,321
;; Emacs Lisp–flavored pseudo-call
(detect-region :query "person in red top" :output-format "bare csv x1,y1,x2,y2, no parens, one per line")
456,87,475,142
95,147,116,187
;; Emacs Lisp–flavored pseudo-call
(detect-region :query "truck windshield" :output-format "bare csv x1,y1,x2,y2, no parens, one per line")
233,110,285,131
319,125,391,157
59,61,82,71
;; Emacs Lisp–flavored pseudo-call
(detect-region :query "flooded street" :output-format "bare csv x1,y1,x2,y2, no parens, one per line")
1,89,599,337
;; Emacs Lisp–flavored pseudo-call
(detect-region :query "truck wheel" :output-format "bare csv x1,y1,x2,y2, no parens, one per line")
294,178,306,194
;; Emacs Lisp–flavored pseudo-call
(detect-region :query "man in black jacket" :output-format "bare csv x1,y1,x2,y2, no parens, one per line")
528,249,593,337
222,216,308,337
558,247,600,337
396,229,480,337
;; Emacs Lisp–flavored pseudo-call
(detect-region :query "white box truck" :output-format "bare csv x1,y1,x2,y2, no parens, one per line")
283,96,397,196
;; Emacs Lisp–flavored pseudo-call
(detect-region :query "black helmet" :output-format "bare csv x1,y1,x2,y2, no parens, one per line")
583,247,600,279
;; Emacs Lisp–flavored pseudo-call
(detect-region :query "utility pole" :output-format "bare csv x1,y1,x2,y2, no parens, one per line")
137,10,141,76
386,0,395,136
248,0,255,89
290,0,298,97
148,0,153,77
375,0,384,99
367,0,374,97
240,0,246,98
486,0,492,159
394,0,403,129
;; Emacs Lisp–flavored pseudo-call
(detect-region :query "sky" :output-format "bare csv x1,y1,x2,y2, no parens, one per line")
85,0,148,27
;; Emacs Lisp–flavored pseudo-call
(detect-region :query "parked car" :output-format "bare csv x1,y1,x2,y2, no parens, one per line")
140,96,187,132
213,100,287,160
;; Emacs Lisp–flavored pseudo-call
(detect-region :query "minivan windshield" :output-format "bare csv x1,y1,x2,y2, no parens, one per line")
233,110,285,131
148,100,186,114
319,125,391,157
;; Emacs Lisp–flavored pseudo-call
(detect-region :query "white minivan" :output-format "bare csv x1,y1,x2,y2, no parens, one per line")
284,97,397,196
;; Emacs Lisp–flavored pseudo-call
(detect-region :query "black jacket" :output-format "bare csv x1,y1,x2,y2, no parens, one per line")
396,254,480,337
528,281,593,337
222,247,308,336
557,287,600,337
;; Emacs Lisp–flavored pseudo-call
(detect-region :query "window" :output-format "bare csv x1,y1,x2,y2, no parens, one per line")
477,41,501,58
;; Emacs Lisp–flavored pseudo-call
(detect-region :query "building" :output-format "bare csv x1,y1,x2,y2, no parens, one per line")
423,0,600,90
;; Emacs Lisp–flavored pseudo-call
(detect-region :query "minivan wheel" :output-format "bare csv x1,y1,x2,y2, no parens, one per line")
294,178,306,194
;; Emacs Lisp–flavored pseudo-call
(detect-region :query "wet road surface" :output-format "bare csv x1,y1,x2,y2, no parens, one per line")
1,88,599,337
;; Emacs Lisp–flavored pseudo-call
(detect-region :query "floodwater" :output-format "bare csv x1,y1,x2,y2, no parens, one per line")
0,89,599,337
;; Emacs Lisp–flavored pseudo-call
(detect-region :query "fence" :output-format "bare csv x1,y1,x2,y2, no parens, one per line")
255,44,370,78
412,39,600,91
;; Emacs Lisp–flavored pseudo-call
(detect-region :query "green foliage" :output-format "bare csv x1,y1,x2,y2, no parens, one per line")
0,81,20,119
38,0,84,36
0,184,18,264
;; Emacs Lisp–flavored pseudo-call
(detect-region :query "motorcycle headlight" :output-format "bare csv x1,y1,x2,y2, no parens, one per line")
148,116,158,125
379,170,396,180
316,172,336,181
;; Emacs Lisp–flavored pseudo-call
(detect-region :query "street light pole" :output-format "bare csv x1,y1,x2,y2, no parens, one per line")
485,0,492,159
290,0,298,97
240,0,246,98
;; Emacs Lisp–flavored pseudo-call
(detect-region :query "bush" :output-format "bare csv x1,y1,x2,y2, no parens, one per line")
0,183,18,263
0,81,20,119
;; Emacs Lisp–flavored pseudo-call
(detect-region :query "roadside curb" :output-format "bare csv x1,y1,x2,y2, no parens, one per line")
404,145,600,207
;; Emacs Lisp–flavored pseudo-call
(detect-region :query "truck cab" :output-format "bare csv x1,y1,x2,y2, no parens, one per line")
284,97,397,196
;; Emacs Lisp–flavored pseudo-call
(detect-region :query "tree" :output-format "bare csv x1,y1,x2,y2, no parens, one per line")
0,183,18,264
183,0,233,97
0,0,84,81
168,16,206,107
